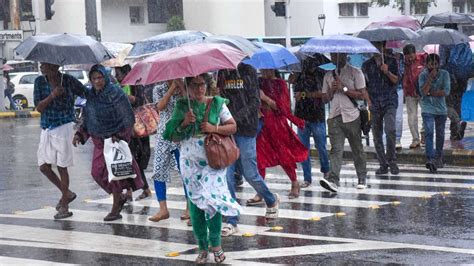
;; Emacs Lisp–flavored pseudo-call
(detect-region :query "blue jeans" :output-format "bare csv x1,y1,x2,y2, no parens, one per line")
297,121,330,183
422,113,447,162
226,134,276,226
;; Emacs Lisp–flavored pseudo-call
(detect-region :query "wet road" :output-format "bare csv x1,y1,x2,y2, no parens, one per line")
1,119,474,265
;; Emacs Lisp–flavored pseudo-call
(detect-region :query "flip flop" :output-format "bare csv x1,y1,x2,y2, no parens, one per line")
54,210,73,220
103,213,123,221
246,197,264,206
56,192,77,211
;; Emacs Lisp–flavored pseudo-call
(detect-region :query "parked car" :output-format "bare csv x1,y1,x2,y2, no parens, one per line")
4,70,89,110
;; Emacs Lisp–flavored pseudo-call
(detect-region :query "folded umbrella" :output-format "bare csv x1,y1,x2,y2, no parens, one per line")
15,33,114,65
243,42,300,71
121,43,247,86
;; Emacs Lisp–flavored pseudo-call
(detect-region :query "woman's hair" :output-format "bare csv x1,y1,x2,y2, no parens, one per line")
403,44,416,55
88,64,105,80
185,74,208,87
426,53,440,65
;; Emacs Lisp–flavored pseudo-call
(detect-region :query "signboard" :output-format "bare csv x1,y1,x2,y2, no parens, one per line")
0,30,23,41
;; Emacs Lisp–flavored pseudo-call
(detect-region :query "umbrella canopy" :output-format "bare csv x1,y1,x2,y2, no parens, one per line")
299,35,380,54
242,42,300,71
412,28,471,46
354,26,419,42
422,12,474,27
2,64,14,71
366,15,422,31
121,43,247,86
102,42,133,67
204,35,259,57
127,30,210,58
15,33,114,65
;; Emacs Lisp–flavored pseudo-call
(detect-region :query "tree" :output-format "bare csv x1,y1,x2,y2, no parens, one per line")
167,15,185,31
371,0,437,13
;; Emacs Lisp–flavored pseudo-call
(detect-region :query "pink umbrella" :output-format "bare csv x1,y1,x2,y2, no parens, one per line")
121,43,247,85
2,64,14,71
366,15,422,49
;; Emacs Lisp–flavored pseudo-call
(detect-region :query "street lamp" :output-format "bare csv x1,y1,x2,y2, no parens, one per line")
318,14,326,36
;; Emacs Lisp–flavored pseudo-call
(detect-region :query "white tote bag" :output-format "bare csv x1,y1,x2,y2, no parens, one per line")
103,138,137,182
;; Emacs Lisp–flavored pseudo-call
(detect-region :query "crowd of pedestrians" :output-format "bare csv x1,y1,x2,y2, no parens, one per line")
31,34,470,262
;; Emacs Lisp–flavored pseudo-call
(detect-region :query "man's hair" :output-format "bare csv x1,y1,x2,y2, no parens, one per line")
117,64,131,75
426,53,440,64
403,44,416,55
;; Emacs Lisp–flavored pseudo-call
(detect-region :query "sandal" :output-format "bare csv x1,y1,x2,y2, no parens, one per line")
288,183,300,199
187,219,192,226
180,213,190,220
103,213,123,221
195,250,208,264
265,193,279,219
54,208,73,220
213,249,226,264
55,192,77,211
221,223,237,237
300,181,311,188
246,195,264,206
135,190,151,201
148,212,170,222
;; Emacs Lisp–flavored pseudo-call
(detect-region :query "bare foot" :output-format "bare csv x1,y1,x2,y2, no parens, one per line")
148,211,170,222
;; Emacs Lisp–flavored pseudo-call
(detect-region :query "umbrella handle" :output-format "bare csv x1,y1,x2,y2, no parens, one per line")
184,78,191,110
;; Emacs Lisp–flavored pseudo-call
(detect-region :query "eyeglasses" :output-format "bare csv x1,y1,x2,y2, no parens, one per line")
191,82,206,88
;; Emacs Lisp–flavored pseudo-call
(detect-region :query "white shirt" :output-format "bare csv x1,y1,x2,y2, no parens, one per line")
322,64,366,123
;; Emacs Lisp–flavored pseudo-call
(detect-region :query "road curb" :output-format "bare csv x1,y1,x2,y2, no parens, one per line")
0,111,40,119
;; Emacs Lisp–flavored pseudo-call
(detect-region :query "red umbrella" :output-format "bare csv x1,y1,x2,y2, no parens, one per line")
122,43,247,85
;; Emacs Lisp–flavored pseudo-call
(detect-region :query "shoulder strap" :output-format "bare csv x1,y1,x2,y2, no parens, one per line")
333,70,358,108
203,97,213,123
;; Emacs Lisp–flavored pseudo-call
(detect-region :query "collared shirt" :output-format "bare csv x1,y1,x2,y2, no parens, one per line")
34,73,86,129
418,68,450,115
362,56,399,110
322,64,365,123
403,54,425,97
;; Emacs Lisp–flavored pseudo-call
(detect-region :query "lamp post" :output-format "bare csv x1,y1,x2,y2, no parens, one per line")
318,14,326,36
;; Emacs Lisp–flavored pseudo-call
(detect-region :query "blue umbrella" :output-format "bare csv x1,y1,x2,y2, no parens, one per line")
243,42,300,71
127,30,211,58
299,34,379,54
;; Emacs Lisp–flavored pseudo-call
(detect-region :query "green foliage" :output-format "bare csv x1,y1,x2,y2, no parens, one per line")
167,15,185,31
370,0,437,12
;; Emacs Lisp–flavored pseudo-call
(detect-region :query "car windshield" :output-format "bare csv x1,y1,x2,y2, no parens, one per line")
65,70,84,80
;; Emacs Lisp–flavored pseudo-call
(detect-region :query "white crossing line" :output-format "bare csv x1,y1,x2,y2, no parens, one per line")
0,208,271,236
0,256,77,265
88,198,335,220
345,163,474,174
268,173,473,189
294,169,474,181
240,182,438,198
166,187,392,209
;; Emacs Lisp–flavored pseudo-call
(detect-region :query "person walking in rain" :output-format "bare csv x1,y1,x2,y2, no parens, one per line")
362,41,400,175
320,53,368,192
34,63,86,219
218,64,280,237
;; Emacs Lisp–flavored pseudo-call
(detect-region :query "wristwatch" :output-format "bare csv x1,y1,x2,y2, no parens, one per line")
427,91,431,96
343,87,348,93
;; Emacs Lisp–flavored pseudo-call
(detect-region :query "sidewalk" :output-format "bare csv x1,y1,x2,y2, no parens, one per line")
0,110,40,119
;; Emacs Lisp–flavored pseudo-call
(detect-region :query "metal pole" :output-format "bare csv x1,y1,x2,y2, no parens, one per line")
404,0,410,15
33,0,41,34
10,0,21,30
285,0,291,48
0,60,6,112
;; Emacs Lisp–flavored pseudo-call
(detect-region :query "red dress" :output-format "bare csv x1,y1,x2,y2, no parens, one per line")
257,78,308,181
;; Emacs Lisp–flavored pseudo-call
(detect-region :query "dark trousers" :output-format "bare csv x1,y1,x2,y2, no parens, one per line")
371,107,397,167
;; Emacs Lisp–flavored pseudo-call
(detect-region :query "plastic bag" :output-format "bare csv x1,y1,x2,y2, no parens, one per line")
103,138,136,182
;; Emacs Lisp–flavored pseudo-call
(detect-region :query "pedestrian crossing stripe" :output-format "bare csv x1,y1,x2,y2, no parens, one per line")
345,163,474,174
0,256,75,265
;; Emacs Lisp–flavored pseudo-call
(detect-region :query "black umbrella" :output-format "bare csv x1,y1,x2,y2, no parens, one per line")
204,35,259,56
412,28,471,46
15,33,114,65
422,12,474,27
354,26,419,42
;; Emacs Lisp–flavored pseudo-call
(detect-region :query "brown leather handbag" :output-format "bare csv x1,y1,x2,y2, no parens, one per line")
203,98,240,169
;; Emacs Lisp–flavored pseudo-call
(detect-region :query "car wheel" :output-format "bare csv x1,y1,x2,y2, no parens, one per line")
12,95,28,110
